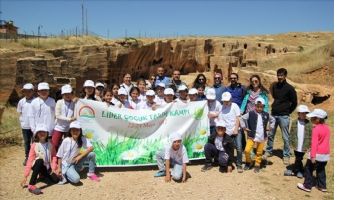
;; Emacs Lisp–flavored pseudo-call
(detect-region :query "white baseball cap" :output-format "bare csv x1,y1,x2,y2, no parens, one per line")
61,84,72,94
164,88,175,95
188,88,198,95
170,132,182,143
255,97,265,105
23,83,34,90
307,109,327,119
95,82,105,88
37,82,50,90
157,82,165,88
118,88,128,95
215,120,226,128
69,121,81,129
146,90,156,96
206,88,216,100
297,105,310,113
35,124,48,134
83,80,95,87
178,85,188,91
221,91,232,101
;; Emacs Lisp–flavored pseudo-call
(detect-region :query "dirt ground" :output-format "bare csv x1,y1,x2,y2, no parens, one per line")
0,143,333,200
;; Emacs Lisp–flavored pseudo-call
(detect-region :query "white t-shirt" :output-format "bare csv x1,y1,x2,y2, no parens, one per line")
120,83,133,95
54,99,75,132
175,98,188,106
214,136,224,151
17,97,34,129
254,113,265,142
111,97,119,105
208,100,222,127
129,99,141,110
297,120,305,152
218,103,241,135
56,137,92,165
164,145,189,165
137,101,156,110
154,96,165,106
28,97,56,135
138,94,146,102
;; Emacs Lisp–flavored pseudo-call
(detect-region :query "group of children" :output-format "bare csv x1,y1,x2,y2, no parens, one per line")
17,77,330,195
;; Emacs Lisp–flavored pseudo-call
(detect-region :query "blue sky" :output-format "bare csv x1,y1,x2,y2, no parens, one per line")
1,0,334,38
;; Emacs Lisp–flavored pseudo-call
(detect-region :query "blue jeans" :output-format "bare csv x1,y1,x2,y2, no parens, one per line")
232,131,243,167
22,129,33,159
62,152,97,183
266,115,290,158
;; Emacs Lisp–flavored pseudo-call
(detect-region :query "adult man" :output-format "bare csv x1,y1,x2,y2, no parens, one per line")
154,67,171,88
168,70,187,96
120,73,134,94
225,73,246,108
212,72,226,102
265,68,298,165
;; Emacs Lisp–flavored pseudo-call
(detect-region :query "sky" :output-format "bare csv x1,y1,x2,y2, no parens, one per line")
1,0,334,38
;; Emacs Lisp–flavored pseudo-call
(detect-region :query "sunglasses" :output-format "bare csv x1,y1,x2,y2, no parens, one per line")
214,77,221,79
199,78,205,81
252,79,259,83
174,74,180,76
230,77,237,80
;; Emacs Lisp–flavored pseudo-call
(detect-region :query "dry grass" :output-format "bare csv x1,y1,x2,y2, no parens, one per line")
0,106,22,145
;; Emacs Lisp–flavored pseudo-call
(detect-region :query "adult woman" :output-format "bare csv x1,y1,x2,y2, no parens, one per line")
240,74,269,114
192,74,208,89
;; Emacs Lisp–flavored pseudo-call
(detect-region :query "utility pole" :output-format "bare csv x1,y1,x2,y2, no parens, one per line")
107,29,109,39
81,0,84,36
37,25,43,49
85,8,88,36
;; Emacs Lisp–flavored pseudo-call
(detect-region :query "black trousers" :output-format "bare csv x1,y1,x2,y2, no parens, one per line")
303,159,327,189
293,150,305,173
29,159,59,185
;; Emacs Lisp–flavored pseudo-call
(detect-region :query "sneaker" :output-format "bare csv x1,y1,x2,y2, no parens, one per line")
296,172,304,178
88,173,100,182
28,185,42,195
297,183,311,192
57,176,67,185
23,158,28,166
254,166,260,173
154,170,166,177
201,164,213,172
264,152,273,158
284,169,294,176
316,186,327,192
219,166,227,173
283,157,290,165
244,163,251,171
237,166,243,173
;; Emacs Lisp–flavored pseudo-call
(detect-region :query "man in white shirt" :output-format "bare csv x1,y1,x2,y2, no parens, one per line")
28,82,56,137
17,83,35,165
206,88,222,135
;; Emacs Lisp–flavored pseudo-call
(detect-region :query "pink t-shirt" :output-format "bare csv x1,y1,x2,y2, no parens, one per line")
310,124,331,160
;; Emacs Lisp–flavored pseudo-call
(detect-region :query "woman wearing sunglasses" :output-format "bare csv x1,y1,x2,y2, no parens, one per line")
240,74,269,114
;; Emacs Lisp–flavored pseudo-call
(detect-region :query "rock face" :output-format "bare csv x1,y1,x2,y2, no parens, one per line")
0,35,329,104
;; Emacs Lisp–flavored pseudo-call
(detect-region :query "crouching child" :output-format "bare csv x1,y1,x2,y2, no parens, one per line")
201,120,236,173
154,132,189,183
21,124,59,195
240,97,275,173
56,121,100,184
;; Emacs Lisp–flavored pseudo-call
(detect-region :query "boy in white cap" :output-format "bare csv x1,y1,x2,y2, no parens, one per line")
29,82,56,138
206,88,222,135
56,121,100,184
154,132,189,183
154,82,166,106
17,83,35,165
52,84,76,152
201,120,236,173
161,88,175,106
284,105,312,178
188,88,198,102
240,97,275,173
116,88,131,108
137,90,157,110
21,124,59,195
297,109,330,193
175,85,189,105
217,91,243,172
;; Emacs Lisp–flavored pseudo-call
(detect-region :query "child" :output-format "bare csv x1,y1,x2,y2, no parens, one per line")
206,88,222,136
162,88,175,105
297,109,330,193
111,83,120,105
52,84,76,152
137,90,157,110
136,78,147,102
284,105,312,178
154,132,189,183
201,120,236,173
175,85,189,105
29,82,56,137
196,85,207,101
188,88,198,102
95,82,105,101
21,124,59,195
56,121,100,184
103,89,115,106
154,83,166,106
115,88,131,108
81,80,97,100
17,83,35,165
240,97,275,173
128,87,141,109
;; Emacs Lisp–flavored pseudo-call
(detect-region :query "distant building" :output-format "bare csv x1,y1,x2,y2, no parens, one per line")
0,20,18,35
